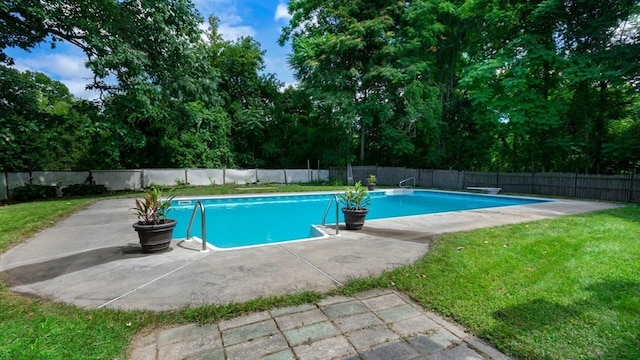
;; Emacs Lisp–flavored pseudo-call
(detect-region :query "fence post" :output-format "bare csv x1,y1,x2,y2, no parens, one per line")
629,168,636,203
3,171,8,201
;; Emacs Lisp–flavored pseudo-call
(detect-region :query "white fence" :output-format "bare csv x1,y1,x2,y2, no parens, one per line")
1,168,329,200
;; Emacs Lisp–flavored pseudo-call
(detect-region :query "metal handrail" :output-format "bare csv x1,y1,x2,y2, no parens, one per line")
321,193,340,235
186,200,210,253
399,177,416,189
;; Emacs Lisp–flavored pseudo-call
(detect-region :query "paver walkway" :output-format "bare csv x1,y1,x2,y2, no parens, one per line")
129,289,509,360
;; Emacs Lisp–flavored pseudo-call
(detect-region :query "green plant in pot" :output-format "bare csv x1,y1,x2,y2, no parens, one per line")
366,174,377,191
338,181,371,230
131,185,177,253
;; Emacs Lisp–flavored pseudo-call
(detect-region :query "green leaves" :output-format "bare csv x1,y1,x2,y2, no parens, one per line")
338,181,371,210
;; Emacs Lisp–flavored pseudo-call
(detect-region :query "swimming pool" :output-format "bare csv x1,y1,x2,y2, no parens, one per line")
169,190,550,250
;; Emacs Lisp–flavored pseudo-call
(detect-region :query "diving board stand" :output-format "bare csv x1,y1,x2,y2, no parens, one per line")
466,187,502,194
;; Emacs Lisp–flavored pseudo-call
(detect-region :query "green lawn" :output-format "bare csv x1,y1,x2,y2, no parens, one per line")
1,187,639,359
343,205,640,359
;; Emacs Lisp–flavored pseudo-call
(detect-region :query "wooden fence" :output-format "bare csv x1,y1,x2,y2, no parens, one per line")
330,167,640,203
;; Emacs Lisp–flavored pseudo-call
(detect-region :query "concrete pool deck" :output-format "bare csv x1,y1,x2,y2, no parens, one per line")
0,196,621,359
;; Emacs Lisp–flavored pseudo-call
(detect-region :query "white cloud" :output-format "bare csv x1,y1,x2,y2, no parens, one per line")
194,1,256,41
218,24,256,40
275,3,291,22
62,79,100,100
21,53,93,80
10,52,99,99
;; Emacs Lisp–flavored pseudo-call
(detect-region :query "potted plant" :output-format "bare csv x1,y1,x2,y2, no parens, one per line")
131,185,177,253
366,174,377,191
338,181,371,230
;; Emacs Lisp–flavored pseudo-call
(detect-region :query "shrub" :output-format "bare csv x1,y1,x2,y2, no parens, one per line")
9,185,57,202
63,183,109,197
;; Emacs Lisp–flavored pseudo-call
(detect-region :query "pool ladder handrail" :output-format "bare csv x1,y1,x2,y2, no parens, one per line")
399,177,416,189
186,200,210,253
321,193,340,235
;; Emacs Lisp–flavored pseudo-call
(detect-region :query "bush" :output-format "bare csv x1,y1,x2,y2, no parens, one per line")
63,183,109,197
9,185,57,202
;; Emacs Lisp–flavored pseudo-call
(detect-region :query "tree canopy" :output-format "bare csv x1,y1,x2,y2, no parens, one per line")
1,0,638,174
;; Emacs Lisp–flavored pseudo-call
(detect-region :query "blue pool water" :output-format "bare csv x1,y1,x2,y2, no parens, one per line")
168,190,550,250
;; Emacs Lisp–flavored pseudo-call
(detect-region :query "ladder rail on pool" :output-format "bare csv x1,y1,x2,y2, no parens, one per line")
186,200,210,253
321,193,340,235
399,176,415,189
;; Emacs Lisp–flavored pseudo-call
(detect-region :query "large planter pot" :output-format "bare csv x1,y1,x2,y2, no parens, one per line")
132,219,177,253
367,183,376,191
342,208,369,230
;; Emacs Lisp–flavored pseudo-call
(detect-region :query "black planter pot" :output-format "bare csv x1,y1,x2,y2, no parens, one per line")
342,208,369,230
367,183,376,191
132,219,177,253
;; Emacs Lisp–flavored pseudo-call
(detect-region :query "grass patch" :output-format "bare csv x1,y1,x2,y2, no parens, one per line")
351,205,640,359
0,282,323,359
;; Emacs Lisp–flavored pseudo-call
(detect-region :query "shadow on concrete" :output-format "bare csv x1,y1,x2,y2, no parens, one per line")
359,226,436,244
0,245,171,286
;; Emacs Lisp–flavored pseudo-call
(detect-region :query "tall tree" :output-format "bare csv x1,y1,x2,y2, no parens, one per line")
206,17,281,168
281,0,444,166
460,0,639,173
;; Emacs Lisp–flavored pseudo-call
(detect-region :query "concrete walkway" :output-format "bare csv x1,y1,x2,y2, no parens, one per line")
129,289,509,360
0,194,621,359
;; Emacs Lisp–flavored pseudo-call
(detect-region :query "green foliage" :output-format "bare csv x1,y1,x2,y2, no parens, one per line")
62,184,109,197
1,0,639,173
9,185,57,202
131,185,174,224
458,0,639,173
281,0,445,165
337,181,371,210
1,0,212,98
205,19,281,168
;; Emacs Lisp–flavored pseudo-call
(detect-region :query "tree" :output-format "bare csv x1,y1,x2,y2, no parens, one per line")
0,66,94,171
281,0,443,166
1,0,214,99
460,0,640,173
206,17,282,168
1,1,236,170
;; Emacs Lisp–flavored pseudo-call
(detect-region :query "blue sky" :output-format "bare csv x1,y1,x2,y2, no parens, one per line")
6,0,294,99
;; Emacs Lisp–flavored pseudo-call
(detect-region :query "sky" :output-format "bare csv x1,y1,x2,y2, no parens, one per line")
6,0,295,99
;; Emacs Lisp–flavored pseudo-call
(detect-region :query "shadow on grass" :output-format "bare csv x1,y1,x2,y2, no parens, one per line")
491,280,640,359
0,245,165,286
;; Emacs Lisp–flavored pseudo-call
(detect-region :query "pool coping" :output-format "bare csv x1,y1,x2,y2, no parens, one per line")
0,194,622,311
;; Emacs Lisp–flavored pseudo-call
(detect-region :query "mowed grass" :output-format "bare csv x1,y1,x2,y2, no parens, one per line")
344,204,640,359
1,188,639,359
